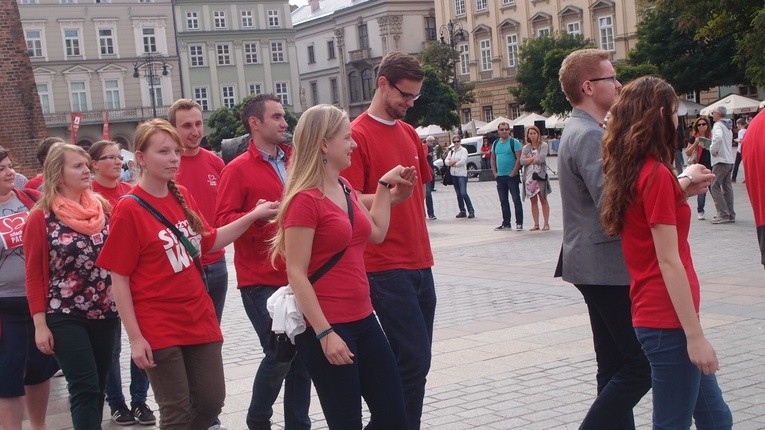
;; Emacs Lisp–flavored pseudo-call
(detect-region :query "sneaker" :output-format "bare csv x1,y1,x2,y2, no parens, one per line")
516,224,523,231
494,225,507,231
131,402,156,426
467,212,475,218
427,215,437,220
455,212,467,218
711,216,731,224
697,212,705,220
208,419,227,430
111,404,136,426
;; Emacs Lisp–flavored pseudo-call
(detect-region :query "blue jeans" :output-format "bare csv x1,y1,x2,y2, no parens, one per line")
240,286,311,429
496,175,523,226
697,192,707,214
296,315,406,429
204,257,229,323
368,268,436,430
424,182,435,218
105,323,150,409
452,175,474,214
576,285,652,430
635,328,732,430
47,314,118,430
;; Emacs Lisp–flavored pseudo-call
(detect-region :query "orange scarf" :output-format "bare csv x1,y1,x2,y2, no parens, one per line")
52,191,105,236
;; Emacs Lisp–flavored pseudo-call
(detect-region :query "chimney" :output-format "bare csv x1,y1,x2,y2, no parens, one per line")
309,0,320,12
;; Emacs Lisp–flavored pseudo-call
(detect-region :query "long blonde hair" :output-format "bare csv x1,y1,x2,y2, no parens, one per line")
36,143,110,213
133,119,207,236
269,104,348,264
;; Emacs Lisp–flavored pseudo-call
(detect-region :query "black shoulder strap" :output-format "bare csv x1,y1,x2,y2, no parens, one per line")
308,179,353,283
123,194,200,261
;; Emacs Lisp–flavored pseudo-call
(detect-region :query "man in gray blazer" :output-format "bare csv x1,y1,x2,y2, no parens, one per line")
556,49,651,429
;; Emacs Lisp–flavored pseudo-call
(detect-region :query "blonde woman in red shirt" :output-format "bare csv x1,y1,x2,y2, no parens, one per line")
97,119,277,429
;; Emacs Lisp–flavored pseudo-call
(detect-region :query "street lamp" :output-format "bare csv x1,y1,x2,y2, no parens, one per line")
133,52,169,118
440,20,466,136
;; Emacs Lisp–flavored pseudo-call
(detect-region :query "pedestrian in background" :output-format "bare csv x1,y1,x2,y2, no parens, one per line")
520,125,551,231
446,137,475,219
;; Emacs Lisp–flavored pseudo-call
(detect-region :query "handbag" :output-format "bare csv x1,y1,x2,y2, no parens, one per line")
531,170,548,182
441,150,454,186
269,179,354,362
123,194,208,291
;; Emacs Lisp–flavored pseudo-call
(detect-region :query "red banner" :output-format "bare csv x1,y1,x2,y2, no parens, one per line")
70,113,82,145
103,111,110,140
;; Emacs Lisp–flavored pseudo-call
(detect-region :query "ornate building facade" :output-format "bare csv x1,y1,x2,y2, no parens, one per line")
434,0,640,122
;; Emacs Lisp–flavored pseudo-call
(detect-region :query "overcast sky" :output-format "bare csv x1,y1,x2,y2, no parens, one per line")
291,0,309,8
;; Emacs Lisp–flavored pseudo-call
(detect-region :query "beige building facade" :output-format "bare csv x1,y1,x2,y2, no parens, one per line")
19,0,181,150
434,0,640,123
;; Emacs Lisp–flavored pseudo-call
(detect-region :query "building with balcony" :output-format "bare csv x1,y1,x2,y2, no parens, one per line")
434,0,640,123
173,0,301,117
18,0,181,150
292,0,437,118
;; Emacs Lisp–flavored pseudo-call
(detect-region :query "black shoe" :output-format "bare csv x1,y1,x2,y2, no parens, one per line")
111,404,136,426
427,215,437,220
247,420,272,430
455,212,467,218
131,402,156,425
467,212,475,218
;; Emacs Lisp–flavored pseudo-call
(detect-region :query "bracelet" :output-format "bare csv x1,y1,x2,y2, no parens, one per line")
378,179,393,189
316,327,334,340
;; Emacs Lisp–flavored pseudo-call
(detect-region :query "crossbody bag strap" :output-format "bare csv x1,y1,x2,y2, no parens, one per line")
123,194,202,262
308,179,353,284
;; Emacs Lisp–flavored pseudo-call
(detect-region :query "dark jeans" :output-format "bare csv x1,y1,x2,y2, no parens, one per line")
368,268,436,430
496,175,523,226
424,182,435,218
732,151,742,181
204,257,229,323
47,313,118,430
452,175,474,214
635,328,732,429
296,315,406,430
105,323,150,409
481,157,491,170
575,285,652,430
240,286,311,429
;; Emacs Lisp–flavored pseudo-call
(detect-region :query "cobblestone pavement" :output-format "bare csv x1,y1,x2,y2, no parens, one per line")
30,164,764,429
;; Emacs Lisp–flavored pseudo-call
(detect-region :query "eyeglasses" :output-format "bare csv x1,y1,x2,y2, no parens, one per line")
698,123,708,126
97,154,124,162
498,128,510,131
588,76,617,83
390,82,421,101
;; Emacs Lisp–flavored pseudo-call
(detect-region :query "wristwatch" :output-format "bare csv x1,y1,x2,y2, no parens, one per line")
677,172,694,184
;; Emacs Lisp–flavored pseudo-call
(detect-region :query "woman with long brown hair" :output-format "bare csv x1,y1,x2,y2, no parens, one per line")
97,119,277,429
600,76,730,429
685,117,713,220
520,125,551,231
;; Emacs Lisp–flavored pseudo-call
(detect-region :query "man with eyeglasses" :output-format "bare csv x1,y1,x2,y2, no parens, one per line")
556,49,652,430
169,98,229,430
490,122,524,230
342,51,435,430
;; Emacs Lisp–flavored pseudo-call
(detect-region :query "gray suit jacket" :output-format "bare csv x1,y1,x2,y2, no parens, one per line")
556,108,630,286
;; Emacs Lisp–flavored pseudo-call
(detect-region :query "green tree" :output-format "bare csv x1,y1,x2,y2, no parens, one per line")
403,65,460,130
615,63,660,84
206,95,298,151
650,0,764,86
510,32,591,113
628,4,745,95
418,42,475,106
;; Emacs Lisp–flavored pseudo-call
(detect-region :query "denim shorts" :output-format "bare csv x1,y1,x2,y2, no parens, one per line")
0,297,60,397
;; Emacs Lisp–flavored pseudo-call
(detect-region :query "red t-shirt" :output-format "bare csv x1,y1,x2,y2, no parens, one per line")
176,148,226,266
342,112,434,272
621,157,700,329
92,181,132,208
96,184,221,350
283,184,373,324
25,174,43,191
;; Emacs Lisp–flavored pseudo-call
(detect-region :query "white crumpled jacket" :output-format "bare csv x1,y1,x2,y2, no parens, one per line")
266,286,306,344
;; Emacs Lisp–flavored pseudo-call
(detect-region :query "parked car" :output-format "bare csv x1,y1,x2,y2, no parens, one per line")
433,136,484,178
